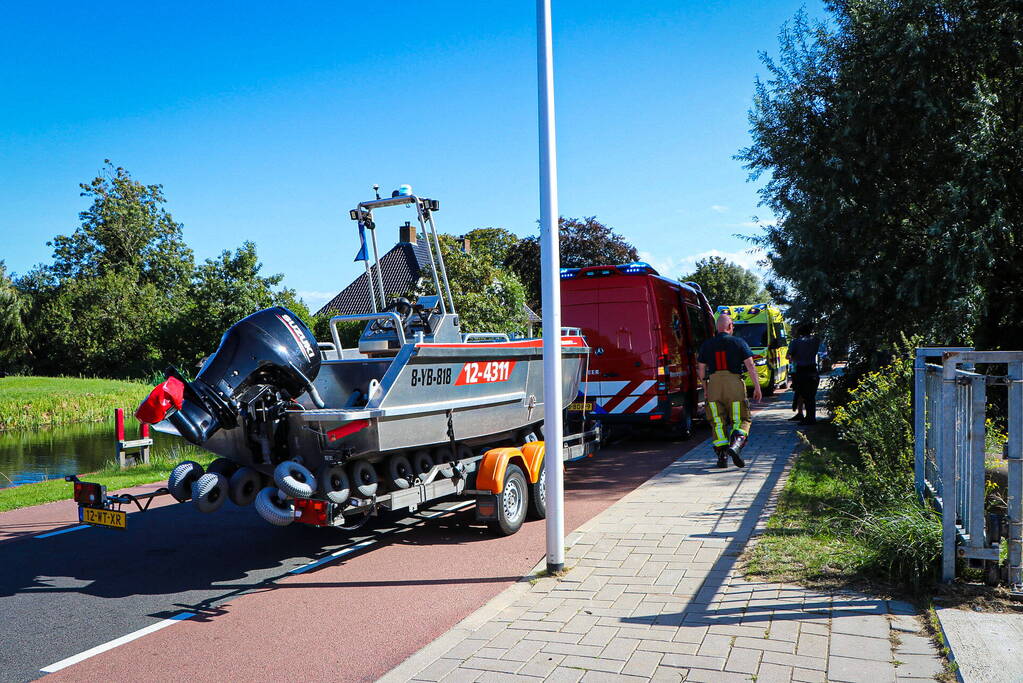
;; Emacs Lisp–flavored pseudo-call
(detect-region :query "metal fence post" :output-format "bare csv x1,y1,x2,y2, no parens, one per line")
940,354,959,582
1008,359,1023,592
914,350,926,500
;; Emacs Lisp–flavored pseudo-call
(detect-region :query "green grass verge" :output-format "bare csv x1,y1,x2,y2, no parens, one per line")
0,376,152,431
743,424,941,593
0,445,214,512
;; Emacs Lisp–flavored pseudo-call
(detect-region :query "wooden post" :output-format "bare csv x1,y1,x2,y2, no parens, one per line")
116,408,126,469
140,421,151,465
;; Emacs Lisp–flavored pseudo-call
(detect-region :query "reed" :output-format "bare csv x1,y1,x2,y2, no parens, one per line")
0,376,151,431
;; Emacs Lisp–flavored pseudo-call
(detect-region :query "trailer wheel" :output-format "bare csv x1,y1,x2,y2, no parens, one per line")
255,487,294,526
274,460,317,499
433,447,456,478
489,464,528,536
206,457,238,478
229,467,261,506
527,463,547,520
192,472,228,514
168,461,204,502
388,454,414,489
319,465,350,504
412,450,435,477
350,460,378,497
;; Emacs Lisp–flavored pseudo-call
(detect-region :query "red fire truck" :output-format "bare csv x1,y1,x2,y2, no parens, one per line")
560,262,716,438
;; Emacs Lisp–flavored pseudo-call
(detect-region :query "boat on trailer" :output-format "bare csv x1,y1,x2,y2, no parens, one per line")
108,189,593,535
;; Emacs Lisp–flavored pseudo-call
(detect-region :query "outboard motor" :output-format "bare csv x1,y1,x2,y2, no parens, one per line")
136,307,324,445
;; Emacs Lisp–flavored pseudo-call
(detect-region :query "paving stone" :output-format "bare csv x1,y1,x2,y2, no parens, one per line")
827,655,897,683
544,667,584,683
562,614,600,634
476,672,535,683
515,652,563,678
522,630,584,644
578,625,620,647
791,667,825,682
580,672,648,683
891,654,944,678
599,637,640,661
724,646,761,674
635,640,700,655
443,638,491,660
830,615,892,639
540,642,605,658
829,633,892,661
658,653,726,671
756,662,793,683
460,657,521,674
682,668,752,682
649,665,687,681
502,639,545,662
731,636,796,654
795,632,828,658
437,667,481,683
767,618,800,642
893,633,935,655
889,614,922,634
697,633,732,657
414,658,463,682
558,655,625,674
761,650,827,671
620,649,662,677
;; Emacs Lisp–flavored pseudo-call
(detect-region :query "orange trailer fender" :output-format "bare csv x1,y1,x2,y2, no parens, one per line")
520,441,546,483
477,441,550,493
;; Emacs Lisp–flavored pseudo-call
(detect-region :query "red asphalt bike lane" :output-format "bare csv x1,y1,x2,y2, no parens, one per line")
42,398,781,682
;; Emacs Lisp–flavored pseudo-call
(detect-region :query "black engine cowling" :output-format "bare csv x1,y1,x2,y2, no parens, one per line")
137,307,323,445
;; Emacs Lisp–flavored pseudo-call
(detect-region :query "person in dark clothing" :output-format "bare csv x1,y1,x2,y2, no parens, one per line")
697,314,762,468
788,323,821,425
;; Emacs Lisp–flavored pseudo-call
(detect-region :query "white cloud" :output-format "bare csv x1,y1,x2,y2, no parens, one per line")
710,205,730,214
297,290,337,310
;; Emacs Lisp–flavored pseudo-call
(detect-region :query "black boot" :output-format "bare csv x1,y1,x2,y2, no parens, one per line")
714,447,727,468
727,433,747,468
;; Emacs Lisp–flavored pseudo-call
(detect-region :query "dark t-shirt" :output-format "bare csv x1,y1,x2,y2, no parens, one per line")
789,335,820,368
698,333,754,374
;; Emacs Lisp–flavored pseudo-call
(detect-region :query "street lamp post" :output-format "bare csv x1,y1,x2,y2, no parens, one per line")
537,0,564,573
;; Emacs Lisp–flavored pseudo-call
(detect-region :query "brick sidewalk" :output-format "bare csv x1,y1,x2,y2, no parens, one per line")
382,403,945,683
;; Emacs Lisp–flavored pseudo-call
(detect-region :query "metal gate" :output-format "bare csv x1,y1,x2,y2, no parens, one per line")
913,347,1023,591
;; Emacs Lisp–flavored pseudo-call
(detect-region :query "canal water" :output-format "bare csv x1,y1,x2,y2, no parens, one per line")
0,422,183,489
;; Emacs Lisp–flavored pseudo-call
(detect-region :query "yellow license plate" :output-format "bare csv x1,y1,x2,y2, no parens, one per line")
569,401,594,412
80,507,126,529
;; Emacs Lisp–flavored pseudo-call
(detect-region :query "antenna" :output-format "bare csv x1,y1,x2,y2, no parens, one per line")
373,184,380,200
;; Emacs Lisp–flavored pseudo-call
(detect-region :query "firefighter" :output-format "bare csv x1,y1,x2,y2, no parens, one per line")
697,314,762,468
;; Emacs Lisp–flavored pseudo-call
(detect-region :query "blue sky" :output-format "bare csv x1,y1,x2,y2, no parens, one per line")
1,1,825,310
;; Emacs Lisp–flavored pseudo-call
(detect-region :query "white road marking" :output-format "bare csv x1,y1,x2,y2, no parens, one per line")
35,525,88,539
40,612,195,673
288,500,474,575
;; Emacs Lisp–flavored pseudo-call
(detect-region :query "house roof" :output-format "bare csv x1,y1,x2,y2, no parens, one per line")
316,240,542,326
316,241,434,316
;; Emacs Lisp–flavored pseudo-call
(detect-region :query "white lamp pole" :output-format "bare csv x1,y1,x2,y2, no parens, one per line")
537,0,564,573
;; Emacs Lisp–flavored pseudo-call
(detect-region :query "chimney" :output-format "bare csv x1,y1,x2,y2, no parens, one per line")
461,237,471,254
399,221,417,244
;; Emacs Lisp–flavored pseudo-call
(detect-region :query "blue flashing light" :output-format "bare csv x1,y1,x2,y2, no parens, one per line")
396,184,413,197
560,268,579,279
616,261,658,275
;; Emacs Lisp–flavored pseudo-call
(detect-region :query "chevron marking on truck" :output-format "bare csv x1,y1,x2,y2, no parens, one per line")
584,380,659,414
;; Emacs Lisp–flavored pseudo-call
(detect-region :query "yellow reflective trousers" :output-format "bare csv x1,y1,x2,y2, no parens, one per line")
706,371,751,447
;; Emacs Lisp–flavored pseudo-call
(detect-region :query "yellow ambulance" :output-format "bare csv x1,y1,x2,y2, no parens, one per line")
715,304,789,395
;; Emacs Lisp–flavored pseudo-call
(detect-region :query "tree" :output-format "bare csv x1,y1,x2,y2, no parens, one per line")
679,256,768,308
0,262,28,369
506,216,639,309
462,227,519,266
18,163,194,377
172,242,310,368
739,1,1023,362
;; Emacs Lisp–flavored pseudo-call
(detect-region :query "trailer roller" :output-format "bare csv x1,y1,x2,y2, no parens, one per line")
274,460,317,499
229,467,262,506
192,472,228,514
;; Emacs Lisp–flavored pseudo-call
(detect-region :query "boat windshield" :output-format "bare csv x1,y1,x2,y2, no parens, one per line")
733,323,768,349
